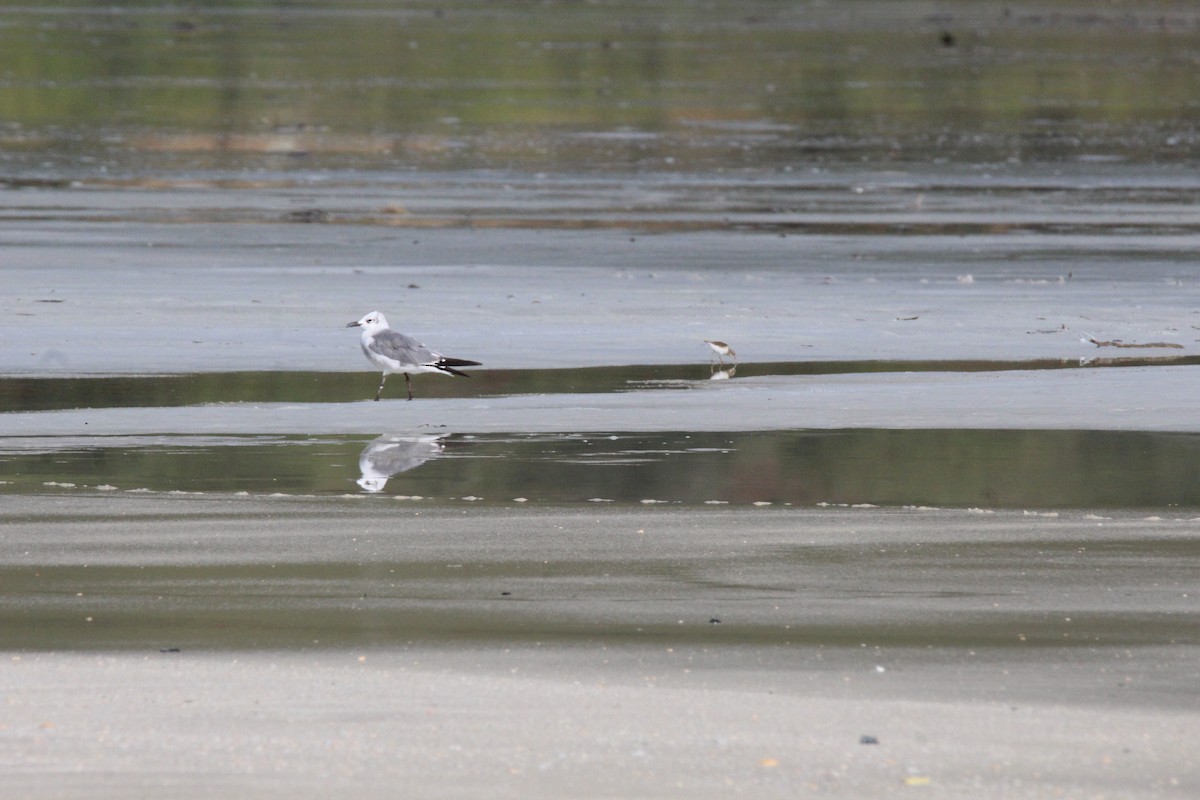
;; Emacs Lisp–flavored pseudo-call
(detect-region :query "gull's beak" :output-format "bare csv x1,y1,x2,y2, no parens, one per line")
346,321,361,328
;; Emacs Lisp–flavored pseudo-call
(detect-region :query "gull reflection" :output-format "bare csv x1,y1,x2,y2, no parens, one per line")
357,433,447,493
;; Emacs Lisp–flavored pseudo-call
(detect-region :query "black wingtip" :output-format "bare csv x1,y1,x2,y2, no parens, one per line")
434,357,480,378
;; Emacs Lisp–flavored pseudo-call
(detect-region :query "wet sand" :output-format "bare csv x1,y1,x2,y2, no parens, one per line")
6,204,1200,376
7,365,1200,438
2,496,1197,798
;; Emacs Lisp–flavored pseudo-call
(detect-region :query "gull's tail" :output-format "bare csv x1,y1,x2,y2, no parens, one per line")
434,357,482,377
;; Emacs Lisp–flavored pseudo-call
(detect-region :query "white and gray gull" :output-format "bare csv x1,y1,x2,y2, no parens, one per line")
347,311,482,401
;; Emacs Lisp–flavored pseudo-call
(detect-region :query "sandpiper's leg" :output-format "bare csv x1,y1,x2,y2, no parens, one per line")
374,373,387,401
405,373,414,401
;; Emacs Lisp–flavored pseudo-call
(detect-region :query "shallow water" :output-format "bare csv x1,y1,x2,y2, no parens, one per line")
5,428,1200,509
6,354,1200,411
3,1,1199,177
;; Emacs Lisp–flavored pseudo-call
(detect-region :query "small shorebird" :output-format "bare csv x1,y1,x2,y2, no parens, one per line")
704,339,737,365
347,311,481,401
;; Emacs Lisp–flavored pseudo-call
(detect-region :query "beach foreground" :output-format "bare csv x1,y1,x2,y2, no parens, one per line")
2,496,1196,798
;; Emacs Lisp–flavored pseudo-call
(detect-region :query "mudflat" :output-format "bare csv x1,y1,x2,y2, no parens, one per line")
1,496,1197,798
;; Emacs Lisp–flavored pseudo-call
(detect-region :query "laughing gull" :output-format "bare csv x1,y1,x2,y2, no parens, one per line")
347,311,481,401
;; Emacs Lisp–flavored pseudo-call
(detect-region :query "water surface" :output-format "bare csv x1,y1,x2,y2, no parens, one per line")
5,428,1200,509
3,1,1198,179
6,355,1200,410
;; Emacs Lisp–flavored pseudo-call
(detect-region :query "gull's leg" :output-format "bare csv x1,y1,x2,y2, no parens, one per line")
374,373,387,401
405,373,414,401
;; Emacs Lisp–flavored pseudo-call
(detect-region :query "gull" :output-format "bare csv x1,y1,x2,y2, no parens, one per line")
704,339,737,366
347,311,481,401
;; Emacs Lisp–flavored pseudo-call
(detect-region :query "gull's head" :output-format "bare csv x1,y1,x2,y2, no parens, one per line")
357,476,389,493
347,311,388,331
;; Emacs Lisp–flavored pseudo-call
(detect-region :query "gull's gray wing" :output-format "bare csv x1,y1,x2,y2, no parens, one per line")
359,434,446,476
368,329,439,365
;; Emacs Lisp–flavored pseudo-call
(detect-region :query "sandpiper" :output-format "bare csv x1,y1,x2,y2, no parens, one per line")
704,339,737,365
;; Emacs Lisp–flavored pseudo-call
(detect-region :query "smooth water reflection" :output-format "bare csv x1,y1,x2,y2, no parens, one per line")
6,356,1200,412
3,2,1198,177
357,433,447,493
3,429,1200,509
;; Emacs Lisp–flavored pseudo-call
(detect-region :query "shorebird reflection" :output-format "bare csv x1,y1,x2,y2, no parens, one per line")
709,365,736,381
357,433,447,493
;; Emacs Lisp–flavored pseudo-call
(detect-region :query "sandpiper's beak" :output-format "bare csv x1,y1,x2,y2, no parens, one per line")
346,321,361,328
